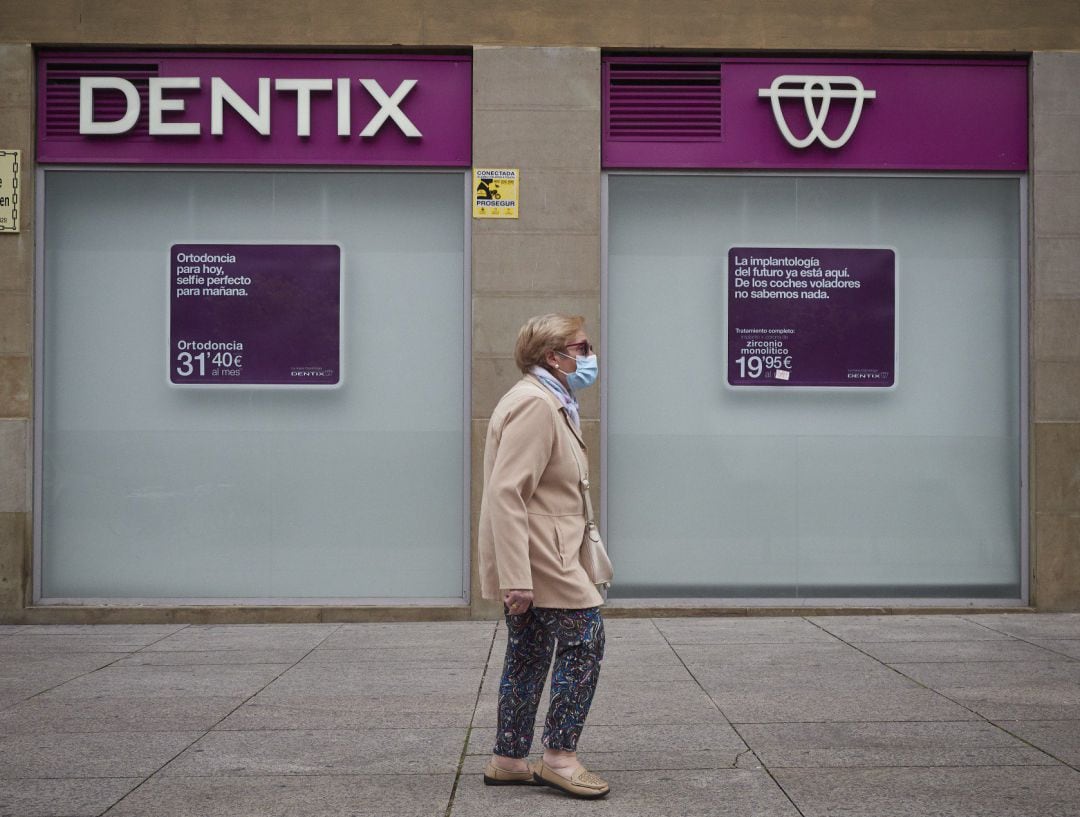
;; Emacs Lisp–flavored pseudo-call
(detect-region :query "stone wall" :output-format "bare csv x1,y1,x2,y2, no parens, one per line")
470,47,601,615
1032,53,1080,610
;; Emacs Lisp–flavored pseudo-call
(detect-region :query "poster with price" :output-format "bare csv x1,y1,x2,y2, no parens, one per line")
169,243,341,387
727,247,895,388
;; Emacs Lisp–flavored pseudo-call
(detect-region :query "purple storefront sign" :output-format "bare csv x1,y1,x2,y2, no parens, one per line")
170,244,341,387
604,58,1027,171
727,247,895,388
38,52,471,166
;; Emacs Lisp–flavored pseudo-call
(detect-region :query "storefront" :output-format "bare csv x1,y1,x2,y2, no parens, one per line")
1,2,1077,620
601,57,1029,602
32,51,473,604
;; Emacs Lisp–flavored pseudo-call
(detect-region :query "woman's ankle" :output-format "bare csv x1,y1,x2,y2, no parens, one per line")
491,753,529,769
542,749,579,768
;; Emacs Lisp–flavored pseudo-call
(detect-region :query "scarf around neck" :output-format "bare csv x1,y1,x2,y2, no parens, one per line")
529,365,580,431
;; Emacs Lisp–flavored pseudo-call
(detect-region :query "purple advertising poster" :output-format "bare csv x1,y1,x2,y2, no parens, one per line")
727,247,895,388
170,244,341,387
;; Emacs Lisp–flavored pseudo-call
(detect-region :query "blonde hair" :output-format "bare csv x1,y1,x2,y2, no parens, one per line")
514,313,585,373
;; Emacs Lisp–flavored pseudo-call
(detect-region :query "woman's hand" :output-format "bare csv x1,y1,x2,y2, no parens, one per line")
503,589,534,615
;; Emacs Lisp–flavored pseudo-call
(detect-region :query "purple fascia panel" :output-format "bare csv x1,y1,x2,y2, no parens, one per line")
603,57,1028,171
38,51,471,167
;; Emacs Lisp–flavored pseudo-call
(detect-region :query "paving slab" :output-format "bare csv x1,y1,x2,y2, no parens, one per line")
490,628,680,658
588,662,697,683
742,721,1062,767
772,765,1080,817
105,774,456,817
489,638,683,668
0,691,31,710
0,634,168,653
261,662,482,697
852,639,1070,664
757,745,1059,768
674,641,885,669
113,648,312,666
0,695,248,734
482,656,695,688
891,660,1080,688
462,747,753,773
37,664,290,699
807,615,1011,642
691,664,919,691
993,720,1080,768
598,624,671,646
318,622,494,650
467,721,748,756
710,686,980,723
580,642,684,667
479,665,691,713
0,731,201,778
161,728,465,776
739,720,1030,750
0,777,141,817
217,694,477,730
300,645,490,666
452,768,801,816
475,679,726,727
6,626,187,639
965,613,1080,640
0,652,125,680
144,624,340,652
1025,639,1080,660
0,678,70,706
655,617,836,644
928,684,1080,720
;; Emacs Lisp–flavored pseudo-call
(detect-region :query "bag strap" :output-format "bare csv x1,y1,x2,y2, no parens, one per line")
559,407,596,528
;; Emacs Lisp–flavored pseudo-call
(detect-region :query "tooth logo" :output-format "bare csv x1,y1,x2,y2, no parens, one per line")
758,75,876,149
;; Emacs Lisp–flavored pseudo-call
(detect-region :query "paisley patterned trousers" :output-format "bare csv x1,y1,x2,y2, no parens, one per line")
493,605,605,758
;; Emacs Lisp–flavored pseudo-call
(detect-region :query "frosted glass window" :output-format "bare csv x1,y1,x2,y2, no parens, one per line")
607,175,1022,599
40,170,466,600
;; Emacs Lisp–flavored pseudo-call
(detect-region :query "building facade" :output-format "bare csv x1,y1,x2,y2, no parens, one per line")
1,1,1078,622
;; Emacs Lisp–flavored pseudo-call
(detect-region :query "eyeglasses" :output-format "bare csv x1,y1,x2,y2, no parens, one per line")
564,340,594,356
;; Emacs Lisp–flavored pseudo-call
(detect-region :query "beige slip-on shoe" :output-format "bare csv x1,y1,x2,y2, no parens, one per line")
483,760,537,786
532,759,610,799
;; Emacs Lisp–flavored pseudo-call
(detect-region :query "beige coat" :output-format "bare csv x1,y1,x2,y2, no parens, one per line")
478,375,604,609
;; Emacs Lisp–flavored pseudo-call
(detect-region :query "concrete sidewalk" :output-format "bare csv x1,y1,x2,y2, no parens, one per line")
1,614,1079,817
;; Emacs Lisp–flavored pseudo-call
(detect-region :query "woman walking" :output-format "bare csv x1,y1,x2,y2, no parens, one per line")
478,313,609,799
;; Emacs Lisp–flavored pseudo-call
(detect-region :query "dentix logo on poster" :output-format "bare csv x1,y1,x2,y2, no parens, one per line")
79,77,422,138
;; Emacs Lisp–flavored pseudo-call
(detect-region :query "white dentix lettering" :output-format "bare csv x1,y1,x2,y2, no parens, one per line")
149,77,201,136
76,75,426,140
359,78,421,138
79,77,140,135
211,77,271,136
336,77,351,137
275,78,333,137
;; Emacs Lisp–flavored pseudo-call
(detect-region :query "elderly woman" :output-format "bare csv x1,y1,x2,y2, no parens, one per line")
478,313,609,800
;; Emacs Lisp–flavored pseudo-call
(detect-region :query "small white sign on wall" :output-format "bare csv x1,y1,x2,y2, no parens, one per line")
0,150,19,233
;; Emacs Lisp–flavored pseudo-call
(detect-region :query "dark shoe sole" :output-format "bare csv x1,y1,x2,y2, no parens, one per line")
532,771,610,799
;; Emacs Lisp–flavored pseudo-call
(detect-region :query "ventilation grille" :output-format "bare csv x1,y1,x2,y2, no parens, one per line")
43,61,160,138
606,61,722,141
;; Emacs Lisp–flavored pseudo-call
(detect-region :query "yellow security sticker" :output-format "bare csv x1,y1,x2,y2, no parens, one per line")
473,168,518,219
